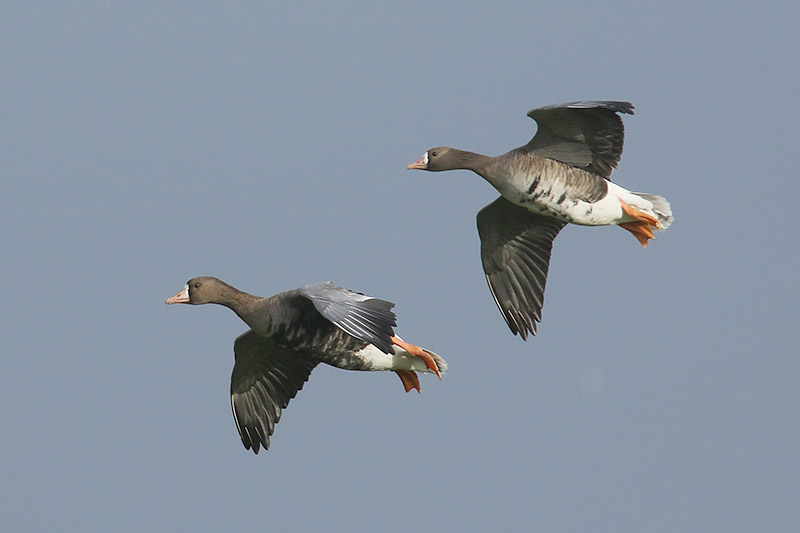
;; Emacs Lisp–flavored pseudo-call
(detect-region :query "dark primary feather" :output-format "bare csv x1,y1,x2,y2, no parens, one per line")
230,330,318,453
524,101,634,179
298,282,397,354
477,197,566,339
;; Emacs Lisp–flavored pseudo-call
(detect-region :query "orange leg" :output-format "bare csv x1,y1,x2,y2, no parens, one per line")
395,370,421,393
391,335,442,379
619,199,660,247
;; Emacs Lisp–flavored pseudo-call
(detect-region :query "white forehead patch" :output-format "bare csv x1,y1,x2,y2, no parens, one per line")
424,151,429,165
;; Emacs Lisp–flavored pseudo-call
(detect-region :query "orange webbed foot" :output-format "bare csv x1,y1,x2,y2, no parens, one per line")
619,199,660,247
620,221,655,247
391,335,442,379
395,370,421,393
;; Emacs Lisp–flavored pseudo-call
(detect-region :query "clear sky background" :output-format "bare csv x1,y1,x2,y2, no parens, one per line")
2,2,798,531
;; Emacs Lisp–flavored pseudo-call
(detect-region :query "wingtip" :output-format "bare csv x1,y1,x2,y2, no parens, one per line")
528,100,635,117
514,325,537,341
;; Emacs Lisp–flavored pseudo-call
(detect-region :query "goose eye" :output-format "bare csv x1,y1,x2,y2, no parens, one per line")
431,151,438,157
193,282,201,289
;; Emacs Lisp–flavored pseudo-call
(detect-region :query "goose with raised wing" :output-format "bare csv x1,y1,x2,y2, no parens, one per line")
166,277,445,453
408,101,673,339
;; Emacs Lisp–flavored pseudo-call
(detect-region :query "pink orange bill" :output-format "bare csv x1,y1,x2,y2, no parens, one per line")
165,285,190,304
407,153,428,170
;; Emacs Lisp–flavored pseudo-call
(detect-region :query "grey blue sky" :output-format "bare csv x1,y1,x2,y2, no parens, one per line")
2,2,798,531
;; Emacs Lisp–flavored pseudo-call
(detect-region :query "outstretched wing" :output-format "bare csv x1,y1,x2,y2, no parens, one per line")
524,100,634,179
298,282,397,354
477,197,566,339
230,330,318,453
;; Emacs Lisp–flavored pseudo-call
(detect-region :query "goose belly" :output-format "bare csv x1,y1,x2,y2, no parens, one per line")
501,175,629,226
344,344,432,373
